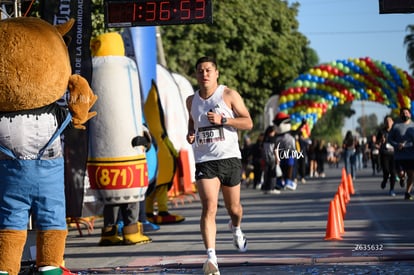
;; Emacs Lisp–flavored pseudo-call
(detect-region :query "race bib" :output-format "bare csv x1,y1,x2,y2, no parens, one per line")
197,125,225,144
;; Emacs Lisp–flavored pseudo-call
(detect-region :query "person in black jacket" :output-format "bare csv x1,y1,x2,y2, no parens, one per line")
250,132,265,189
377,115,397,196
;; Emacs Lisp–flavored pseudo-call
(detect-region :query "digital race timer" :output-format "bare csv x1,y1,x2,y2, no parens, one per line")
104,0,213,27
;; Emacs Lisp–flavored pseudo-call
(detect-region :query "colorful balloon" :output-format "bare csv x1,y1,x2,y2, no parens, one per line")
278,57,414,134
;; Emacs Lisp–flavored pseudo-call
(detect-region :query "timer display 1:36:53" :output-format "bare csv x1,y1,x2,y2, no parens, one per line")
105,0,213,27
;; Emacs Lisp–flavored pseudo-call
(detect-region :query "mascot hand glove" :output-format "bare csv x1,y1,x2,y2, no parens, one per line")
68,74,98,129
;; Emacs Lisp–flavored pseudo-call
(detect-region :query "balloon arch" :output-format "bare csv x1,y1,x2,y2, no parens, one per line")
277,57,414,137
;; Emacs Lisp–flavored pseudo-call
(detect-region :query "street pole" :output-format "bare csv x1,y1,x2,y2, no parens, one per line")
156,26,167,67
14,0,21,17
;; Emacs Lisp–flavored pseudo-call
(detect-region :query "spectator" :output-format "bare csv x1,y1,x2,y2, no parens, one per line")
315,139,328,178
262,126,281,194
355,139,364,171
327,142,336,167
388,107,414,200
377,115,397,196
294,133,308,183
241,135,254,186
342,130,356,179
369,134,381,175
307,139,318,178
250,132,266,190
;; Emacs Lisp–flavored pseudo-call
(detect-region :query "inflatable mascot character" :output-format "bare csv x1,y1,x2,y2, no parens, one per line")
88,32,151,245
272,112,298,191
144,83,186,225
0,17,97,275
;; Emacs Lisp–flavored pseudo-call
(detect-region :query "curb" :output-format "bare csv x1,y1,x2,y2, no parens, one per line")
71,253,414,273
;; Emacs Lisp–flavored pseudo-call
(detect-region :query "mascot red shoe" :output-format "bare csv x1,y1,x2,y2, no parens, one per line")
0,17,97,275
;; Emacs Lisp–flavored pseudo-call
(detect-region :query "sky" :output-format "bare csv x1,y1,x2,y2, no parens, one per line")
289,0,414,136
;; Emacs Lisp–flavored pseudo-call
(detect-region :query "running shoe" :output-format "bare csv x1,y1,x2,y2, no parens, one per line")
263,189,281,195
285,180,297,191
275,179,286,190
404,192,413,200
141,220,160,232
203,259,220,275
389,190,396,197
228,221,248,252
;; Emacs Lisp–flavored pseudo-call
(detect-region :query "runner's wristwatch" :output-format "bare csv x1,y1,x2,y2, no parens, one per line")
221,116,227,125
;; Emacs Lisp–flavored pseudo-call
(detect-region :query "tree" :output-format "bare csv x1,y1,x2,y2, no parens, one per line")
160,0,316,119
356,113,379,137
300,47,319,74
6,0,321,133
30,0,322,132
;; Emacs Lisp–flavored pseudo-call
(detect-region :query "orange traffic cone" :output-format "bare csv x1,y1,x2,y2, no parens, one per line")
324,199,343,240
341,169,350,202
341,168,348,185
334,194,345,234
337,185,347,216
179,149,197,196
342,179,350,204
347,174,355,195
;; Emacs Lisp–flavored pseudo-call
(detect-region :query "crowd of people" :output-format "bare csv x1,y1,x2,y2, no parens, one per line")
339,108,414,200
241,127,336,194
241,108,414,202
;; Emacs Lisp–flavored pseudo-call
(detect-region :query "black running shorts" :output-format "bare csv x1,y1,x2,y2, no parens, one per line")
195,158,242,187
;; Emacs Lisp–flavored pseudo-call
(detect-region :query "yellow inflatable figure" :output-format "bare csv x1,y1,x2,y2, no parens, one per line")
88,32,151,245
144,84,185,224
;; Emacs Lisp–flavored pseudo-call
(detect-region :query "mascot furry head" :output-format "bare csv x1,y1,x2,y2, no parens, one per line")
0,17,97,128
0,17,97,275
273,112,291,134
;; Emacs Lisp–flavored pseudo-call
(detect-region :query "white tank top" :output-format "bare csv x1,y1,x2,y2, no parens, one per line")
191,85,241,163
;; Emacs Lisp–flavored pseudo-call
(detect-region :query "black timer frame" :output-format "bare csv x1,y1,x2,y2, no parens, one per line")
104,0,213,27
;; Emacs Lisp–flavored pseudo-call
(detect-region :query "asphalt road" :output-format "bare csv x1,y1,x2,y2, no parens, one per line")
23,163,414,274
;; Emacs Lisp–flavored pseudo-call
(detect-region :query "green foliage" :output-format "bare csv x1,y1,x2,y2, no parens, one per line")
15,0,320,130
160,0,313,119
24,0,352,139
91,0,117,38
86,0,322,129
301,47,319,74
356,113,379,137
29,0,357,140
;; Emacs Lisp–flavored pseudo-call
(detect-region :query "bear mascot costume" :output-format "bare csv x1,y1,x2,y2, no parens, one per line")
0,17,97,275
